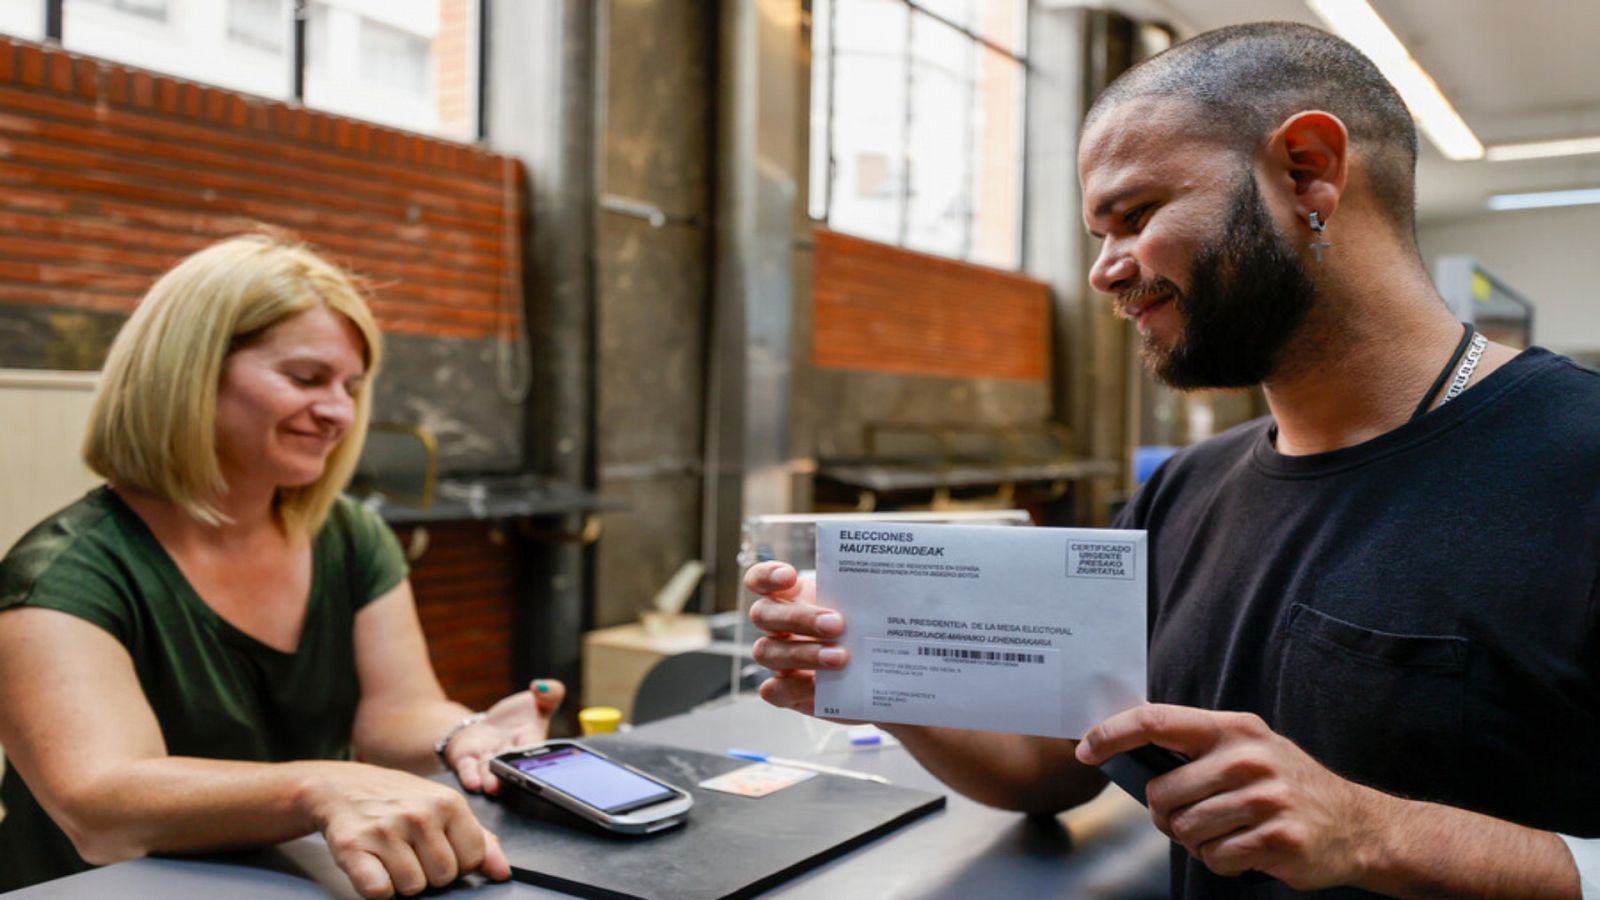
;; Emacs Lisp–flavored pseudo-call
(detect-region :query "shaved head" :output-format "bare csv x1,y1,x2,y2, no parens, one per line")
1085,21,1418,237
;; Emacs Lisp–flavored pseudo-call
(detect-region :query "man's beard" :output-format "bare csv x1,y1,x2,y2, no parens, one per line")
1131,175,1318,390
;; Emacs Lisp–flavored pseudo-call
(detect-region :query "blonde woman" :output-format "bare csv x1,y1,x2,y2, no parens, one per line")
0,234,562,898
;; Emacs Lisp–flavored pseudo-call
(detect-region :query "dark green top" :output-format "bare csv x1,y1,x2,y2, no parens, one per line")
0,487,407,890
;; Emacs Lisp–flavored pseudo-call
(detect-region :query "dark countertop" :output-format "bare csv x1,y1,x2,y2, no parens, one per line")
354,473,626,526
817,458,1122,493
11,697,1169,899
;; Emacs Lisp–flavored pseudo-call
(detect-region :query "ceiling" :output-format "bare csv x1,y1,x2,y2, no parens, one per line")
1080,0,1600,224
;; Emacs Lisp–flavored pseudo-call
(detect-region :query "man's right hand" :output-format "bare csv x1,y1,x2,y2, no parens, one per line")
745,561,849,716
298,761,510,899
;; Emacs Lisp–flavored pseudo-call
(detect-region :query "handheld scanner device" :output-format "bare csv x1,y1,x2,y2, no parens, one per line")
491,741,693,834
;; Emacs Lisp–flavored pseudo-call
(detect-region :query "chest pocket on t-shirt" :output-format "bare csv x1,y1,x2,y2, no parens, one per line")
1272,603,1467,801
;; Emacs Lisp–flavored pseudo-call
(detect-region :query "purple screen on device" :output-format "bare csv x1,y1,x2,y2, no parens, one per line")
514,747,673,812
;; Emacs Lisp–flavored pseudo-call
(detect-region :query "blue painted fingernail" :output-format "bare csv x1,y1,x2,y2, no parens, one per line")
535,681,550,694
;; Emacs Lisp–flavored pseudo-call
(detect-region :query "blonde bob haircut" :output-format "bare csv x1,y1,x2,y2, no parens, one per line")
83,233,382,537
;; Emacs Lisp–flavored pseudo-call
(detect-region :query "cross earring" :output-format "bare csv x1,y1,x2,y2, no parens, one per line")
1308,211,1331,263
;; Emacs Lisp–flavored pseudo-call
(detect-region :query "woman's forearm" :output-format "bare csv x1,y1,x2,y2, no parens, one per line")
51,756,356,864
351,697,474,773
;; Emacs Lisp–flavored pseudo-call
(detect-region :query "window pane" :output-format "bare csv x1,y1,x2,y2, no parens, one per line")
360,17,430,92
816,0,1025,270
304,0,480,142
911,0,971,30
904,10,972,259
0,0,44,40
969,46,1023,269
972,0,1026,55
228,0,287,55
79,0,165,22
63,0,292,99
913,0,1024,55
826,0,908,246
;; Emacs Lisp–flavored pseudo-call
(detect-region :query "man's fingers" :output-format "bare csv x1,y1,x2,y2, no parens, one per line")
752,635,847,671
1075,703,1227,765
1195,826,1275,879
1147,744,1275,828
1162,788,1262,851
1074,704,1157,765
749,595,843,640
743,561,818,603
744,560,795,593
757,671,817,711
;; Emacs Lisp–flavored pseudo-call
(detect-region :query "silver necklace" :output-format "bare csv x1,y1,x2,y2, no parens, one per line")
1440,332,1488,405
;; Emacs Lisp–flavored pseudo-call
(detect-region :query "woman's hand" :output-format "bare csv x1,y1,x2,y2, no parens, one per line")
298,761,510,899
443,679,566,794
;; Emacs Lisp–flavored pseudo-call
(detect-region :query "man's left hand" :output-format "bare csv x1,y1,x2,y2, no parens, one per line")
1075,703,1389,890
445,679,566,795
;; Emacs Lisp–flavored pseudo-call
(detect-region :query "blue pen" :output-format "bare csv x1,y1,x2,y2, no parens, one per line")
726,748,890,784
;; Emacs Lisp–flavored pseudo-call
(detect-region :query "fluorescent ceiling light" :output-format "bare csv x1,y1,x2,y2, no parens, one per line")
1306,0,1484,161
1487,188,1600,211
1486,136,1600,162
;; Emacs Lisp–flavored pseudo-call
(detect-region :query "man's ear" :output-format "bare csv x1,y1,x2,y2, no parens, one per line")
1267,110,1348,223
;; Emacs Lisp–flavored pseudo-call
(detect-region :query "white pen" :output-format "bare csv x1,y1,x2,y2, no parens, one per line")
726,748,890,784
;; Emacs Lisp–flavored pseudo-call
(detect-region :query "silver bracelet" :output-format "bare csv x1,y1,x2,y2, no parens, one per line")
433,711,487,766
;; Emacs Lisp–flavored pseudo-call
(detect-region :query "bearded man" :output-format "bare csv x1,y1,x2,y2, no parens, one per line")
746,21,1600,899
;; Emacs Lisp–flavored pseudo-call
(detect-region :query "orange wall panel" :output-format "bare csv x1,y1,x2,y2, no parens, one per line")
812,230,1050,382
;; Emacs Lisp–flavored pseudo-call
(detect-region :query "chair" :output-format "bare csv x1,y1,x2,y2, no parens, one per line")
350,421,438,507
630,651,768,726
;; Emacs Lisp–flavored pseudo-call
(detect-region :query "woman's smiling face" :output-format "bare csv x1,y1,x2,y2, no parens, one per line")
214,305,368,492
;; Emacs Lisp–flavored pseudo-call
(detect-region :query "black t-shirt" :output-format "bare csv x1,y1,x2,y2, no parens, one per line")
1117,348,1600,899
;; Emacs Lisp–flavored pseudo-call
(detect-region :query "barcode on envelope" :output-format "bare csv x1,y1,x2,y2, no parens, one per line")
916,646,1045,664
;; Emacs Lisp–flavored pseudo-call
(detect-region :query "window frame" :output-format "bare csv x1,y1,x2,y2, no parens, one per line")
812,0,1029,270
39,0,487,143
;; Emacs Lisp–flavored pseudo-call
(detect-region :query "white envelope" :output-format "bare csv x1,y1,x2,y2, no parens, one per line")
813,522,1147,739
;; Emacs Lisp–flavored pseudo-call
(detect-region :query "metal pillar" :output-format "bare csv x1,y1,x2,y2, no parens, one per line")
1024,6,1140,523
703,0,805,609
482,0,597,699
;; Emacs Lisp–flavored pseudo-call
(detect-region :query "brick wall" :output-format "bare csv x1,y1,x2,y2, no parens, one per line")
400,522,518,710
0,36,520,342
812,229,1050,382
